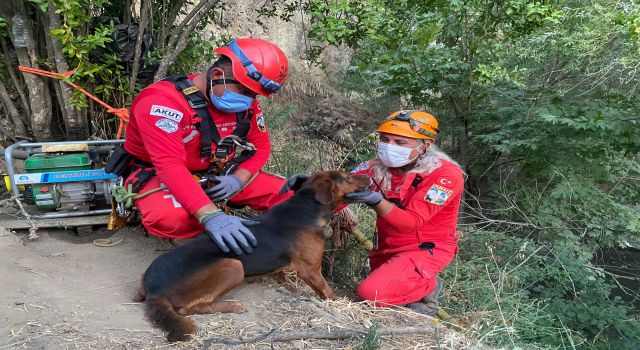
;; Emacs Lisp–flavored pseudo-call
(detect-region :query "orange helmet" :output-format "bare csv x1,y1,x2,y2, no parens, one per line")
377,110,439,141
214,38,289,97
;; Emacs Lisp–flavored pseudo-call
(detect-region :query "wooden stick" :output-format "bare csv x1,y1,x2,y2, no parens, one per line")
201,325,435,347
351,229,374,251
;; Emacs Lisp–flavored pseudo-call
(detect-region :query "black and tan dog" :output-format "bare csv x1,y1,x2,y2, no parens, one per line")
134,170,371,341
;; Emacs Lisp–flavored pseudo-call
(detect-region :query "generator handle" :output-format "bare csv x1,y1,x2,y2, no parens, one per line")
4,140,125,199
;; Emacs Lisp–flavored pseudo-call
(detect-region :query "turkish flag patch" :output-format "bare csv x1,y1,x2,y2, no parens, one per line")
436,177,455,187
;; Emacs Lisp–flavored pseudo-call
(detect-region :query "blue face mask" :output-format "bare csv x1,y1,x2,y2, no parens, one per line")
208,70,254,113
210,90,254,113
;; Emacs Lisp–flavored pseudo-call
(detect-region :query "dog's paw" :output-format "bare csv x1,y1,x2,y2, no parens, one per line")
225,301,245,314
132,293,146,302
324,290,337,300
167,331,192,342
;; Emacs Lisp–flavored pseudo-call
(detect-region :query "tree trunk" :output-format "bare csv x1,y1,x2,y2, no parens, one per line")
11,1,52,140
153,0,220,81
160,0,186,49
47,3,88,140
0,37,31,117
0,80,28,136
123,0,132,24
129,0,151,94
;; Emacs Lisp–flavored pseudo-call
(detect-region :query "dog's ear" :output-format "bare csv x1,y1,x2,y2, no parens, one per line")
314,178,335,205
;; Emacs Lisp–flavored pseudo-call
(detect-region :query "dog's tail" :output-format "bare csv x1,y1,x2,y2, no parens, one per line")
146,296,196,342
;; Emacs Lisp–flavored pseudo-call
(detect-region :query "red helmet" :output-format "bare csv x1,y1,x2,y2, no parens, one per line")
214,38,289,97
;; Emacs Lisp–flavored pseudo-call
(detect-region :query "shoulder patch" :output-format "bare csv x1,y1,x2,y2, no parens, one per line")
352,162,370,173
150,105,183,122
256,113,266,132
155,119,179,133
424,184,453,205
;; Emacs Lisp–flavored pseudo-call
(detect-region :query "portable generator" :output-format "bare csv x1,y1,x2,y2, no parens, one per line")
2,140,123,227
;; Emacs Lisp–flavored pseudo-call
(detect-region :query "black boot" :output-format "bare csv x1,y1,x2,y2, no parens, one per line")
406,276,444,316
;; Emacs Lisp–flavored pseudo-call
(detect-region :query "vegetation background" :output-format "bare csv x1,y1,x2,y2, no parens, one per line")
0,0,638,348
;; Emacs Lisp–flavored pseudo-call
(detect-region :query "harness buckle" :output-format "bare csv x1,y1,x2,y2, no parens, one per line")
200,145,212,157
214,147,228,160
188,98,208,109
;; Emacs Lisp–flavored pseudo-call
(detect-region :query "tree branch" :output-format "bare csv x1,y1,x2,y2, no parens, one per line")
161,0,187,49
129,0,152,94
202,325,437,348
0,80,28,136
11,0,52,140
165,0,207,51
46,2,88,139
0,37,31,116
153,0,220,80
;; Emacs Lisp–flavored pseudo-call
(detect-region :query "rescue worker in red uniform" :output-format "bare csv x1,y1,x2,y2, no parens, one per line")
122,38,290,255
348,110,463,315
283,110,464,315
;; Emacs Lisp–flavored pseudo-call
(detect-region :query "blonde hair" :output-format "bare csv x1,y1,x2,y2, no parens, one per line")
369,142,462,192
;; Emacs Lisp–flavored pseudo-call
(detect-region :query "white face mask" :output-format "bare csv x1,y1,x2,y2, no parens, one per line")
377,142,422,168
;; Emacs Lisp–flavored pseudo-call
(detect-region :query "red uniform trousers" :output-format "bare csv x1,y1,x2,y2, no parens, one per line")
356,245,456,306
129,171,290,239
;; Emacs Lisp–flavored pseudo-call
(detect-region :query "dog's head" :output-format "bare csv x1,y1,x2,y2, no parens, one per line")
301,170,371,208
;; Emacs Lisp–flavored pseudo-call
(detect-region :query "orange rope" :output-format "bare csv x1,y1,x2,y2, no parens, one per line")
18,66,129,139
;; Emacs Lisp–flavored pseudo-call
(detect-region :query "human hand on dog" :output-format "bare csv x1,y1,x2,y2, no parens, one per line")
202,212,258,255
344,190,383,207
279,173,310,194
205,175,243,201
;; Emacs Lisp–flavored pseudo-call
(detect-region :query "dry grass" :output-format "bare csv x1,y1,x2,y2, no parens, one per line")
0,275,489,350
179,279,486,350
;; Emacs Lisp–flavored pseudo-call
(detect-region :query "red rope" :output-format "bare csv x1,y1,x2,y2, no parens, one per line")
18,66,129,139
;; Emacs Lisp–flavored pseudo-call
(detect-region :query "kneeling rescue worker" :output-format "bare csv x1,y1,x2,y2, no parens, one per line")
114,38,290,255
282,110,464,315
349,110,464,315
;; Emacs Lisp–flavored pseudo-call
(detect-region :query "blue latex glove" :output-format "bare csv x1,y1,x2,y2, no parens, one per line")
205,175,243,201
202,212,258,255
344,190,383,207
279,173,310,194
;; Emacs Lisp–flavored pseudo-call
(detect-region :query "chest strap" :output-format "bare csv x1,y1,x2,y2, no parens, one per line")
163,75,220,159
164,76,254,159
233,109,253,140
411,175,423,189
385,174,425,209
163,75,255,162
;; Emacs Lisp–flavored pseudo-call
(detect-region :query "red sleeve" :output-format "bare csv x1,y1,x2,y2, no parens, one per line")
379,165,463,233
238,101,271,174
132,93,211,215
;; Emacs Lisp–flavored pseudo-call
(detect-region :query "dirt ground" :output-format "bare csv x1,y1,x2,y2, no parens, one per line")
0,225,481,350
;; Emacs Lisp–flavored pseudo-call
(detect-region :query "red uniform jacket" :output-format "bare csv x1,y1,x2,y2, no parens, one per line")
124,74,271,215
351,159,463,258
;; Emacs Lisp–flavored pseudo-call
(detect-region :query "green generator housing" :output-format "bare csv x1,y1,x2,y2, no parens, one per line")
24,153,91,210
